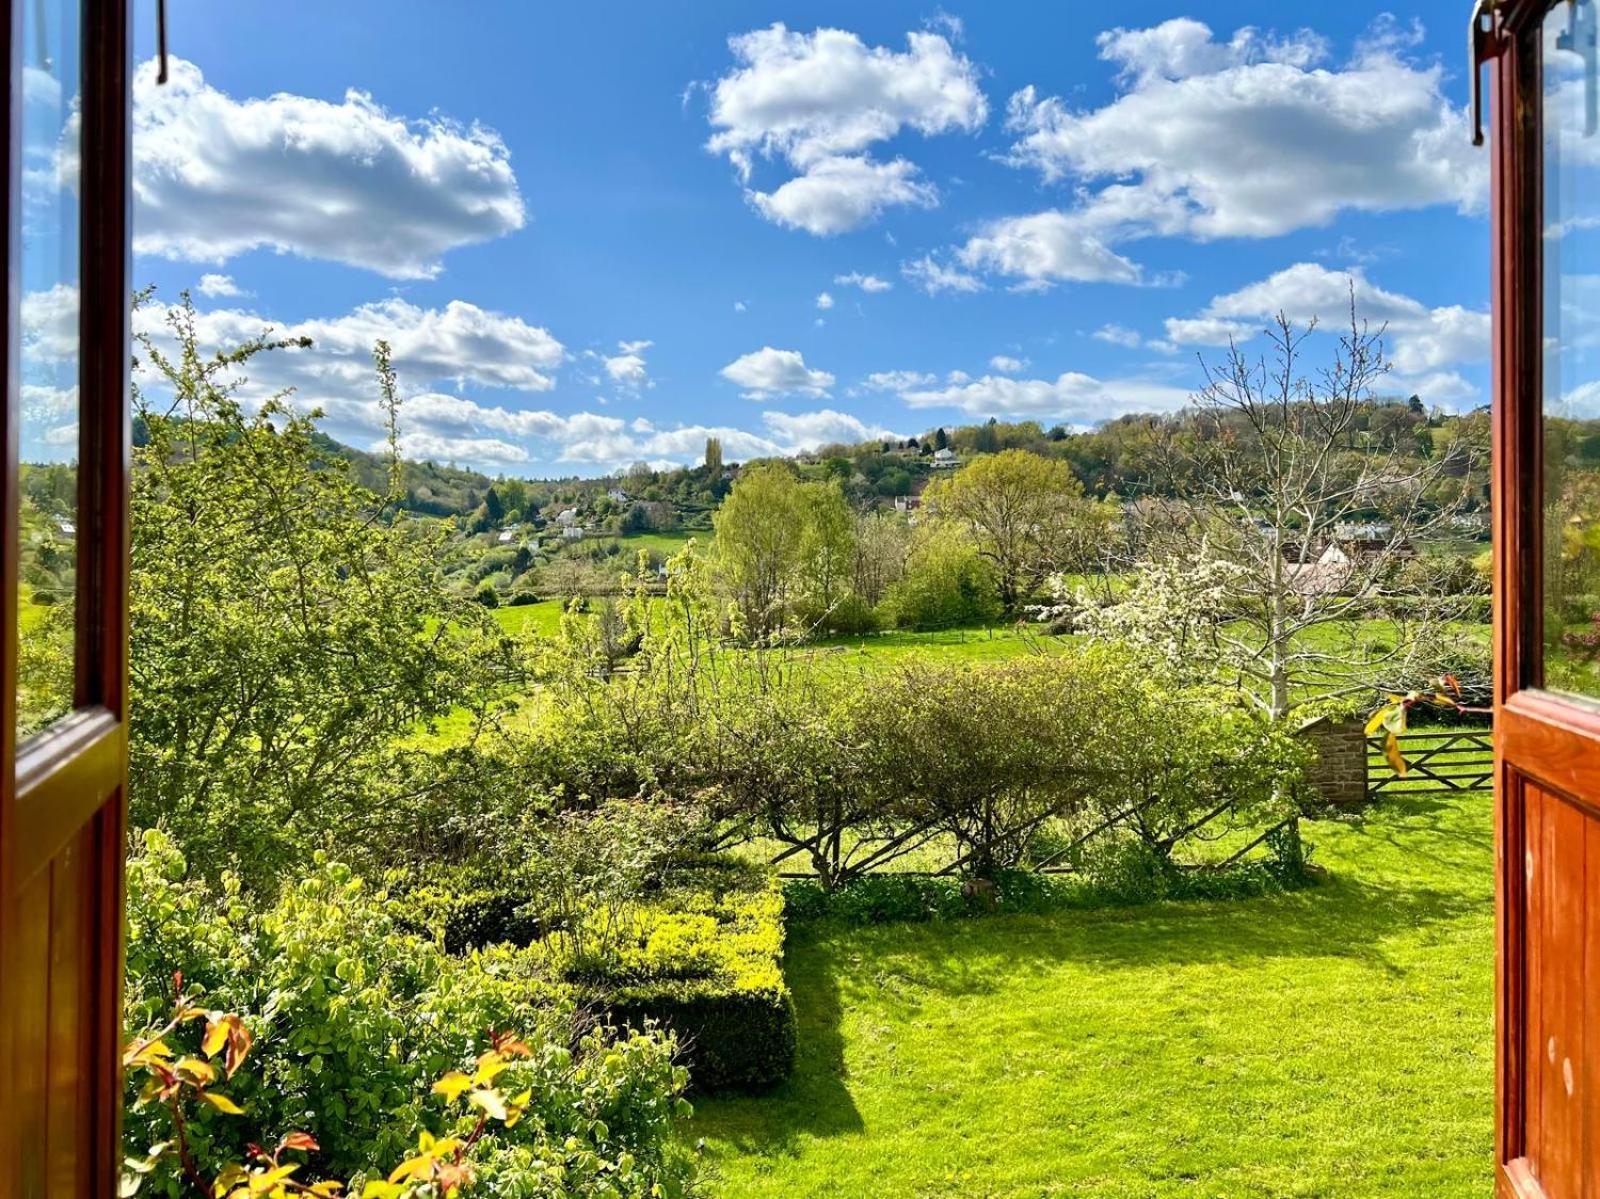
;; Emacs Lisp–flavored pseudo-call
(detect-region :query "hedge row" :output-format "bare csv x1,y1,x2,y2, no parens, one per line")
391,855,798,1093
783,844,1318,927
597,860,796,1093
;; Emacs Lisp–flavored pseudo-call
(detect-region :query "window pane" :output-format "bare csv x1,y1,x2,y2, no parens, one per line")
16,0,81,739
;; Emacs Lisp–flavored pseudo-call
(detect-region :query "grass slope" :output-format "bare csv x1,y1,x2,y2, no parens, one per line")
692,792,1494,1198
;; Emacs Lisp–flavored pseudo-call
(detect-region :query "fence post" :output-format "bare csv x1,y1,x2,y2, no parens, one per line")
1295,715,1369,808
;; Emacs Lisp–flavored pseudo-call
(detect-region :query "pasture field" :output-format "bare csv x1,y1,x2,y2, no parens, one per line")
693,790,1494,1198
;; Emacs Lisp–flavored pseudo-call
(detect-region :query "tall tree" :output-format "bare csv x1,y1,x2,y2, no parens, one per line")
704,436,724,474
128,293,506,880
711,462,805,639
927,448,1091,609
1082,309,1485,722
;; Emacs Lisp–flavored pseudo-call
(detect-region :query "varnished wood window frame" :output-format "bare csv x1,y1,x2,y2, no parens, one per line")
1489,2,1600,1194
0,0,132,1194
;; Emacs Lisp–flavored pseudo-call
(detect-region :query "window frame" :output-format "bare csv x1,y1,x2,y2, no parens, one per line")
0,0,132,1192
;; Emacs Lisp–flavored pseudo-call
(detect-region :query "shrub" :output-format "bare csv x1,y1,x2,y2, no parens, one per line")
878,520,1002,630
560,858,797,1094
123,830,698,1197
607,978,796,1094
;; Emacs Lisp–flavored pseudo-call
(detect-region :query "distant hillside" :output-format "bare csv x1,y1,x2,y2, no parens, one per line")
312,433,499,517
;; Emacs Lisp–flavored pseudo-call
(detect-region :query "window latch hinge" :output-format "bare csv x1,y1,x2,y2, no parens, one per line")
156,0,169,84
1470,0,1498,147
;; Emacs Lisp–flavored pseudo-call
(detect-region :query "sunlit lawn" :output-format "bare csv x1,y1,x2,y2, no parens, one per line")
692,790,1494,1198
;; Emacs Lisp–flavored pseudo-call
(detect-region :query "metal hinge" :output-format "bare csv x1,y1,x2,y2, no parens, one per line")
1470,0,1498,146
156,0,169,84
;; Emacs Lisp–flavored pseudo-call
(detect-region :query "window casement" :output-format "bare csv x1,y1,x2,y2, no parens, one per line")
0,0,132,1195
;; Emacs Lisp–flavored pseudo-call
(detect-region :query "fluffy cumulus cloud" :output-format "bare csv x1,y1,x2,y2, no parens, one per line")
956,210,1144,289
939,18,1484,290
749,154,937,235
601,340,653,390
887,368,1191,421
720,346,835,398
125,295,567,459
761,408,901,448
703,24,986,234
834,271,892,292
130,58,525,278
197,273,245,298
988,355,1027,373
1163,262,1489,402
815,291,835,310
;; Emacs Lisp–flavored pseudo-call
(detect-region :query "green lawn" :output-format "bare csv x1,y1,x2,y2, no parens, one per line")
491,599,566,638
692,791,1494,1198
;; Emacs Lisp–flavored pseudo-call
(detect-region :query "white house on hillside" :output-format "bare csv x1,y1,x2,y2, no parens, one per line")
561,524,584,541
932,448,960,469
554,507,579,526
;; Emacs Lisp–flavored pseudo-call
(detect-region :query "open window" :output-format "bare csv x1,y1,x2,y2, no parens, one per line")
0,0,131,1191
1488,0,1600,1194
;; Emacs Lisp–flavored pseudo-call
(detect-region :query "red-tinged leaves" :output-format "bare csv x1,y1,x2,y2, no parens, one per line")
278,1133,319,1154
490,1031,533,1058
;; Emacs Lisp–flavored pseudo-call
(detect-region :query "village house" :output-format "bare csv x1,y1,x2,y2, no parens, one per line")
561,523,585,541
553,507,579,526
932,447,960,469
607,487,630,504
894,495,922,513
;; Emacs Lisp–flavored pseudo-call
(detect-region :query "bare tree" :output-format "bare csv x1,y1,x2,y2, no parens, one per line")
1082,305,1487,723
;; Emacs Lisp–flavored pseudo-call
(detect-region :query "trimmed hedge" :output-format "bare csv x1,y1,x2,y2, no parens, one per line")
607,978,796,1093
594,859,796,1093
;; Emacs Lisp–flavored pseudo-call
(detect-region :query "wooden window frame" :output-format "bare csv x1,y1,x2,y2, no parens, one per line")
1490,1,1600,1193
0,0,132,1194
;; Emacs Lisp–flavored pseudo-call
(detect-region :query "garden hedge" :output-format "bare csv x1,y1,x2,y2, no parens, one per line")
606,976,796,1093
597,858,797,1093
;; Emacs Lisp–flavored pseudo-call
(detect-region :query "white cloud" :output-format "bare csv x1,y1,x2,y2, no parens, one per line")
863,369,936,391
1164,262,1490,382
815,291,835,310
834,271,892,292
998,19,1484,244
703,24,986,234
901,253,984,295
720,346,834,398
988,355,1028,373
934,18,1485,291
129,295,567,450
954,210,1146,289
129,58,525,278
602,339,653,390
898,370,1192,421
733,300,748,312
197,273,244,298
1092,323,1142,348
750,154,937,235
762,408,901,449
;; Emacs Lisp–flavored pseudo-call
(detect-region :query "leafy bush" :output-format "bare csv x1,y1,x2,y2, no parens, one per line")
538,852,797,1094
878,520,1002,630
124,830,698,1197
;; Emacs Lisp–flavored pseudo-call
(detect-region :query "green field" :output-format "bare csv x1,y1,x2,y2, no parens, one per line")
693,790,1494,1198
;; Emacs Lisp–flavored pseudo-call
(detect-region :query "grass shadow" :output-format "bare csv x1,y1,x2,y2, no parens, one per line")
692,933,863,1156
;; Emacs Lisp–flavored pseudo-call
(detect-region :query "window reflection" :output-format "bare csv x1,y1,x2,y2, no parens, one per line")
16,0,81,739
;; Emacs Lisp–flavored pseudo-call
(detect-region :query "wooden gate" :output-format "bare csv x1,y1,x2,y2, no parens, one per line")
1366,729,1495,798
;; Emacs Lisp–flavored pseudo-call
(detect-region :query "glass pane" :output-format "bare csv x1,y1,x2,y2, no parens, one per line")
15,0,82,739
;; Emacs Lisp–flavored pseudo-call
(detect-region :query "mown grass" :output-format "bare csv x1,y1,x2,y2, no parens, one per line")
692,791,1494,1198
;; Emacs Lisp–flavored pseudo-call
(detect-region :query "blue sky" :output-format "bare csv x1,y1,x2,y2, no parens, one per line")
109,1,1488,477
